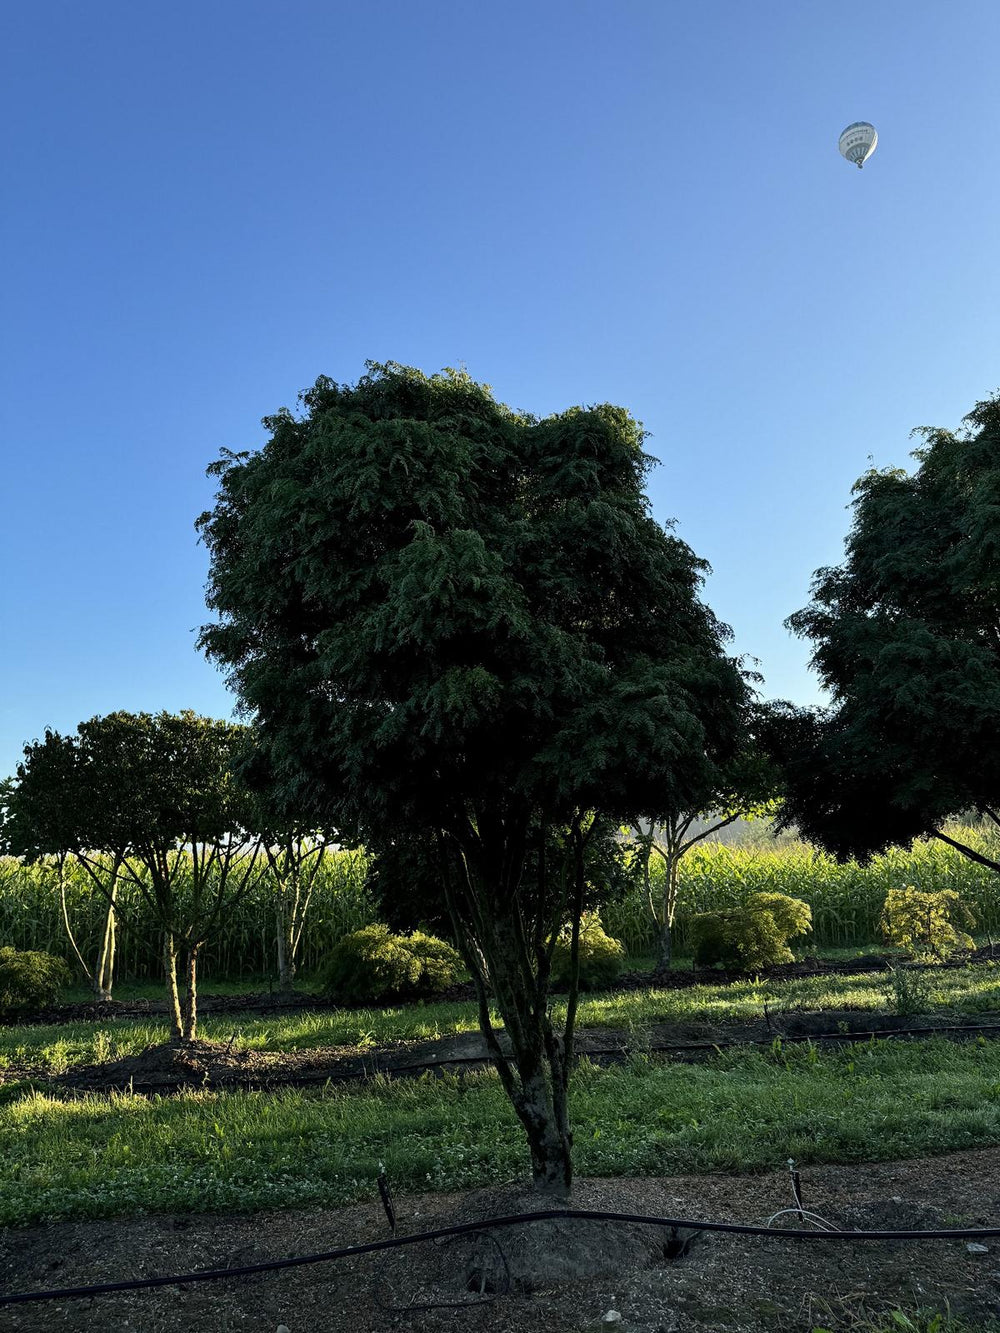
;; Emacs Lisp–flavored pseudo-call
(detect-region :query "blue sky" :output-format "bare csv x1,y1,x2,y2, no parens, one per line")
3,1,998,778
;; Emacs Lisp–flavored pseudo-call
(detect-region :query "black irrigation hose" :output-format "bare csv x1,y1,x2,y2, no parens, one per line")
4,1208,1000,1307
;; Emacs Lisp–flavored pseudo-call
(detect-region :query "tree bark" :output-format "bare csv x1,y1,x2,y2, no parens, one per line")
163,934,184,1043
276,909,294,992
181,944,200,1042
437,815,590,1199
517,1059,573,1197
656,852,680,975
94,886,117,1001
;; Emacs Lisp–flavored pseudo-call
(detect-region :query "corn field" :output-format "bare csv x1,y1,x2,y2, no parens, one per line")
0,850,378,982
602,825,1000,957
4,825,1000,981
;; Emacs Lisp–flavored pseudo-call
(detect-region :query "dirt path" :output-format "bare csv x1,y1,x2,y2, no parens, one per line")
3,1149,999,1332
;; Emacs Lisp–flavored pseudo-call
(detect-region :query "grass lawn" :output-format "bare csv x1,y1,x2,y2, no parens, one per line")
4,1035,1000,1226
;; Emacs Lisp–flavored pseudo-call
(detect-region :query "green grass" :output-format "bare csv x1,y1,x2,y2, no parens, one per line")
5,1036,1000,1226
8,961,1000,1075
811,1311,1000,1333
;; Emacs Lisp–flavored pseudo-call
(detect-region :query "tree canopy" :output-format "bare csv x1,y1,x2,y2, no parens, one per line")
3,711,260,1039
197,361,749,1193
776,393,1000,867
198,363,747,839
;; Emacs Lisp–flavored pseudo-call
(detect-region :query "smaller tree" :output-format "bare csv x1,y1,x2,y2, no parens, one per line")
5,712,264,1042
880,886,975,962
627,714,779,972
241,748,338,993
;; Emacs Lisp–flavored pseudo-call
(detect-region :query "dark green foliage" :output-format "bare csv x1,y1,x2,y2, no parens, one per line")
549,916,625,991
880,886,975,961
318,924,463,1004
197,361,748,1194
690,891,812,971
365,837,450,936
777,394,1000,875
197,362,747,856
0,947,71,1012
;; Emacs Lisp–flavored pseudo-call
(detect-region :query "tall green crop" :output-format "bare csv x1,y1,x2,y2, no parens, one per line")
603,824,1000,955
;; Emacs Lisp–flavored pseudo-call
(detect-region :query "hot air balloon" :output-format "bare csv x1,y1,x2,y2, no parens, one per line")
839,121,878,169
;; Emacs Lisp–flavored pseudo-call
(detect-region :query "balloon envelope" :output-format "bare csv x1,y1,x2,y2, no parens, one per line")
838,121,878,168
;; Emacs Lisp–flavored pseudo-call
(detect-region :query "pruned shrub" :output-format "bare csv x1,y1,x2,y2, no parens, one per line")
319,924,463,1005
549,915,626,992
690,891,812,972
880,886,975,962
0,947,72,1013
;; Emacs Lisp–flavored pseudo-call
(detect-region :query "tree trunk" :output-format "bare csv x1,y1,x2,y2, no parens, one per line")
483,916,575,1199
517,1059,573,1197
164,934,184,1043
655,853,681,975
276,899,294,993
439,821,582,1201
181,944,200,1042
94,888,117,1001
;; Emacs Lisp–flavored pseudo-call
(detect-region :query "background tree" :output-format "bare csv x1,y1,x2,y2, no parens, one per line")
241,742,337,993
1,733,121,1001
3,712,262,1041
197,362,748,1196
627,715,779,973
774,393,1000,876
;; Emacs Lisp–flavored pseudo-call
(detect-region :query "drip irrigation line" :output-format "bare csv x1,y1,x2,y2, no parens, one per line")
3,1208,1000,1307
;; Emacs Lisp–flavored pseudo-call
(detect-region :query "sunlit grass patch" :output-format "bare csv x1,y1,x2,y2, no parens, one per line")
6,962,1000,1076
6,1036,1000,1226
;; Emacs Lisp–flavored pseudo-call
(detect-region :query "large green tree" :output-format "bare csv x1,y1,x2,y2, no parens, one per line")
197,362,748,1195
775,394,1000,873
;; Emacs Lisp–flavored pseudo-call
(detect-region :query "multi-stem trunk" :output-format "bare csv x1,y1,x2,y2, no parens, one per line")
94,886,117,1001
657,852,680,975
275,893,296,992
443,819,586,1200
487,926,575,1198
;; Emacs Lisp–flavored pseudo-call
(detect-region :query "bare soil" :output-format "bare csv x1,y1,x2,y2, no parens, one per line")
3,1150,1000,1332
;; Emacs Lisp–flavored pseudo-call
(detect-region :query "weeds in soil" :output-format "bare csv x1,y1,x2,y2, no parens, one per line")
883,966,938,1018
809,1301,1000,1333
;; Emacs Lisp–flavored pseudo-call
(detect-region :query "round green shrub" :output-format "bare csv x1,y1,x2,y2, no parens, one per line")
549,915,626,991
0,947,72,1013
319,924,463,1005
689,891,812,972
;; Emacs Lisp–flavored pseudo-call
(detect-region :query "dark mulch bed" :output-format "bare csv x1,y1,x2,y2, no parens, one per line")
4,1003,999,1097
